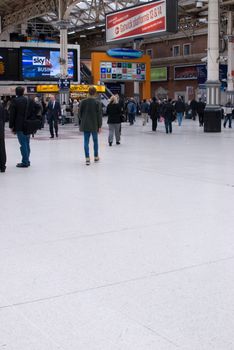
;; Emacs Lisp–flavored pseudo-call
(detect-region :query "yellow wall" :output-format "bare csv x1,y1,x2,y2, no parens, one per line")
91,52,151,99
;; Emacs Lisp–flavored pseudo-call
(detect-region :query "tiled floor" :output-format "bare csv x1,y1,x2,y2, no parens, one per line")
1,118,234,349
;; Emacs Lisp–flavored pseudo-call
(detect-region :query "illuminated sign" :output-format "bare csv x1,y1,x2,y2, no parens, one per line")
70,85,106,93
100,61,146,81
151,67,168,81
106,0,178,43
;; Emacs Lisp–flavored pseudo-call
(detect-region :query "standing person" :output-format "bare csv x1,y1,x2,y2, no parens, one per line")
197,98,206,127
141,99,149,126
223,100,233,128
175,96,185,126
79,86,102,165
0,102,6,172
190,98,198,121
162,99,175,134
47,95,61,138
9,86,36,168
149,97,159,131
73,99,79,126
127,98,136,125
61,102,67,125
107,95,122,146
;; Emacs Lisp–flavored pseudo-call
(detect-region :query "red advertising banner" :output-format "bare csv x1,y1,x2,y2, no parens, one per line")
106,1,170,43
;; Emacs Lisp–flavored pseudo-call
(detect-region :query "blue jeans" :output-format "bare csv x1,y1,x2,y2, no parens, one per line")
17,132,30,165
177,112,183,126
84,132,98,158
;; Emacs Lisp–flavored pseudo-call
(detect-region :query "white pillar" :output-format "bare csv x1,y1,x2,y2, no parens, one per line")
206,0,220,107
60,26,68,78
204,0,221,132
227,11,234,94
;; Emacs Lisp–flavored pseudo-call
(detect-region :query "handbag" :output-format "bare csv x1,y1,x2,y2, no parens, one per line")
121,114,126,123
23,98,42,135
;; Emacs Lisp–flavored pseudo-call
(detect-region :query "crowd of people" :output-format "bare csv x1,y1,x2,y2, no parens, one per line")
0,86,233,172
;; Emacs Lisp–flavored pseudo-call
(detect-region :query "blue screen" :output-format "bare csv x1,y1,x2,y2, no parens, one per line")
22,48,76,80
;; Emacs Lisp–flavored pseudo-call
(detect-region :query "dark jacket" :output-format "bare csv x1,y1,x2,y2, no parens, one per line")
162,102,175,121
175,100,185,113
79,97,102,132
141,102,149,113
197,101,206,114
107,103,122,124
149,101,160,119
0,104,5,139
47,101,61,120
9,96,35,133
190,99,198,111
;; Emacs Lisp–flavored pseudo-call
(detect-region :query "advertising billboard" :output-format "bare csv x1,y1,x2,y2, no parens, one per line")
21,48,77,80
106,0,178,43
174,65,198,80
151,67,167,81
0,48,19,80
100,61,146,81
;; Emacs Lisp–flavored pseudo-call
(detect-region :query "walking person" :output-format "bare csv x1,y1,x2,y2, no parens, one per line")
175,96,185,126
141,99,149,126
197,98,206,127
162,99,175,134
223,100,233,128
79,86,102,165
73,99,79,126
149,97,159,131
127,98,136,125
107,95,122,146
190,98,198,121
47,95,61,138
0,102,6,172
9,86,36,168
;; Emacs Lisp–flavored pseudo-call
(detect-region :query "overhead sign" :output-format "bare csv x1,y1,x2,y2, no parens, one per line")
107,48,143,59
37,85,59,93
106,0,178,43
70,85,106,93
58,78,71,90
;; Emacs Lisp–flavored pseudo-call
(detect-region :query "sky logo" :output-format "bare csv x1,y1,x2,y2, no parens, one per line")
32,56,46,66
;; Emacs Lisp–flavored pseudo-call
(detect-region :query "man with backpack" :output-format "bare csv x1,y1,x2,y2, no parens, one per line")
9,86,38,168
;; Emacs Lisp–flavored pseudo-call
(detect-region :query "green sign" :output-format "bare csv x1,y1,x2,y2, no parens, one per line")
151,67,168,81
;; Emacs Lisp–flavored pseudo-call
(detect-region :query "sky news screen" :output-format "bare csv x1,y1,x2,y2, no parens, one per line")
21,48,76,80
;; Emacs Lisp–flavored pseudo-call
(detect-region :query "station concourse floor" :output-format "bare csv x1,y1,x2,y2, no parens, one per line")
1,118,234,350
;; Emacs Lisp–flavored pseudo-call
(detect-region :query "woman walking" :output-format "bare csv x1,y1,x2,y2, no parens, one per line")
107,95,122,146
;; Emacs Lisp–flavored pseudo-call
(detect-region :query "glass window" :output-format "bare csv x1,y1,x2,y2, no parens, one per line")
183,44,191,56
173,45,180,57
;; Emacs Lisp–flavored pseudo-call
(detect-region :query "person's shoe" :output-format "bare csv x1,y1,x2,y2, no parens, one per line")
56,134,58,138
0,167,6,173
94,156,100,162
116,142,120,145
16,163,28,168
86,158,90,166
50,136,54,139
109,142,112,146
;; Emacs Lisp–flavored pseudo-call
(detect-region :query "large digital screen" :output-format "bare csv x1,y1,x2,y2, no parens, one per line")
21,48,76,80
174,65,198,80
151,67,167,81
100,61,146,81
0,48,19,80
106,0,178,43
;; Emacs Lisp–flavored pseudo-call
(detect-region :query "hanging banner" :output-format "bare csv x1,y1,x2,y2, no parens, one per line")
106,0,178,43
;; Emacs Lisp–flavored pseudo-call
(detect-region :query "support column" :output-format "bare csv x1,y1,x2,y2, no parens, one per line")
227,11,234,103
133,40,140,102
57,20,70,105
204,0,221,132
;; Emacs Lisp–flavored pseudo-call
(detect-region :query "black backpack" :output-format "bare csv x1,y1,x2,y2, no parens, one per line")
23,98,42,135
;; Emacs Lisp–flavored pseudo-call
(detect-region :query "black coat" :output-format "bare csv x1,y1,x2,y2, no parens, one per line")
149,101,160,119
197,101,206,114
47,101,61,120
175,100,185,113
107,103,122,124
9,96,36,133
162,102,175,121
0,104,5,139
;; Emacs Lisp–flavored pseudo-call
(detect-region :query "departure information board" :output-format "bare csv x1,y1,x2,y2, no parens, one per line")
100,61,146,81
